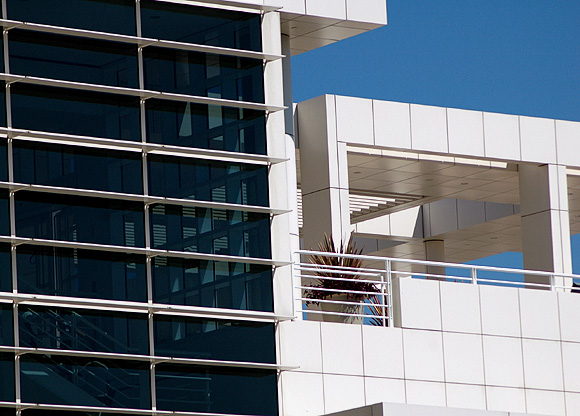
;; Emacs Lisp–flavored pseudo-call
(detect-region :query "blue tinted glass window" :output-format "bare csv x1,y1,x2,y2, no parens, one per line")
0,190,8,236
154,316,274,363
14,142,143,194
20,306,148,355
0,244,10,293
0,305,12,346
21,356,150,409
10,30,138,88
0,139,7,181
12,85,140,141
153,257,273,312
148,154,268,206
156,365,277,415
15,192,145,247
146,100,266,154
0,354,14,402
150,205,270,258
141,0,261,52
17,245,146,302
144,47,263,102
7,0,136,36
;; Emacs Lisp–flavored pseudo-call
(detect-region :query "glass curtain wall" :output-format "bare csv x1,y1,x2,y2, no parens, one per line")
0,0,278,415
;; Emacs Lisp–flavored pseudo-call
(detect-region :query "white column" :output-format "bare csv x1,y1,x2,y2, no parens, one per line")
424,239,446,279
297,95,351,250
519,163,572,288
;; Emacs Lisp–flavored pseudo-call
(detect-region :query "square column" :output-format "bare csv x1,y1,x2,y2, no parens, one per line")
519,164,572,288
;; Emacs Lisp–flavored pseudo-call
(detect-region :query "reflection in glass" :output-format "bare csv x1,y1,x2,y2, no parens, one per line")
0,354,14,402
14,142,143,194
156,364,277,415
144,47,263,102
15,192,145,247
0,305,12,346
148,154,268,206
0,190,8,236
20,306,148,355
149,204,270,258
7,0,136,36
17,245,146,302
0,244,10,293
21,356,150,409
154,315,275,363
12,85,140,141
146,99,266,154
10,30,139,88
152,257,273,312
141,0,261,52
0,139,7,181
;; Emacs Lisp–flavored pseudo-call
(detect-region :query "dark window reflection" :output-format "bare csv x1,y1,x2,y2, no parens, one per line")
0,305,12,346
12,85,140,141
19,306,148,355
154,316,275,363
148,154,268,206
14,142,143,194
10,30,138,88
144,47,263,102
17,245,146,302
149,204,270,258
152,257,273,312
141,0,261,52
146,99,266,154
21,355,150,409
0,190,9,236
15,192,145,247
156,365,277,415
0,244,10,293
0,139,7,182
7,0,136,36
24,410,128,416
0,354,14,403
0,408,14,416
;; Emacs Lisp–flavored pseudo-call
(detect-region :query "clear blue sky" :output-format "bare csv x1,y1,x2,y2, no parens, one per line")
291,0,580,272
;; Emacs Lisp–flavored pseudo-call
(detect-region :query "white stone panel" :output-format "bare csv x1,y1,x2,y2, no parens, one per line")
403,329,445,382
561,342,580,392
278,320,322,372
361,326,404,378
397,278,442,330
440,281,481,334
305,0,346,19
565,392,580,416
520,116,557,164
445,383,486,411
526,389,566,416
363,377,406,406
278,0,306,14
522,338,564,391
447,108,484,157
485,386,526,413
559,292,580,342
410,104,448,153
322,374,366,414
336,96,374,145
443,332,484,385
321,323,364,376
482,335,524,388
479,285,521,337
373,100,412,149
556,120,580,167
483,112,521,161
280,371,325,416
405,380,446,407
519,288,560,340
346,0,387,24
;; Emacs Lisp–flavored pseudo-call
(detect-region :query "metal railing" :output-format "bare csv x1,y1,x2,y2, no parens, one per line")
293,250,580,326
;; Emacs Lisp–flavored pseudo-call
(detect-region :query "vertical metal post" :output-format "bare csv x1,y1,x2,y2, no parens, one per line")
471,267,477,285
550,274,555,291
386,259,393,328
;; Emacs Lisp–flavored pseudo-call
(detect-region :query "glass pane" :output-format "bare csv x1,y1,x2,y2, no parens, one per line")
152,257,273,312
0,139,7,182
0,190,9,236
9,30,139,88
141,0,261,52
20,306,148,355
144,47,263,102
154,316,275,363
149,205,271,258
0,408,14,416
15,192,145,247
14,142,143,195
17,245,146,302
12,85,140,141
156,365,277,415
0,244,10,293
146,99,266,154
24,410,127,416
0,305,12,346
0,354,14,402
148,154,268,206
21,356,150,409
7,0,136,36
